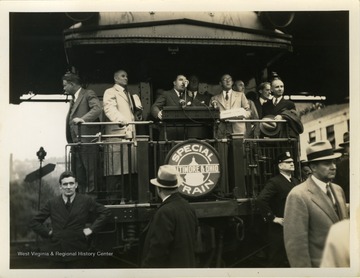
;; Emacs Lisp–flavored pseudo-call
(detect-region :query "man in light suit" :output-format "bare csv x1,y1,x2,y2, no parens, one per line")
151,74,189,140
210,74,250,138
103,69,143,203
140,165,198,268
63,72,101,193
284,140,348,267
29,171,111,268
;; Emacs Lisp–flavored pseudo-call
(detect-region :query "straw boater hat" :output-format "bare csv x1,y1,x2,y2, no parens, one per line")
260,115,281,136
150,165,182,188
306,140,342,162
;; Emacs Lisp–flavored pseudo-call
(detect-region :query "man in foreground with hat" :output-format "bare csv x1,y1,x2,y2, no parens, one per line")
140,165,198,268
283,141,348,267
256,151,300,267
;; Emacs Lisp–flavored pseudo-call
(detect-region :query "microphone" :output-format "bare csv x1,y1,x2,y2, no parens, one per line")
211,100,218,109
179,99,186,109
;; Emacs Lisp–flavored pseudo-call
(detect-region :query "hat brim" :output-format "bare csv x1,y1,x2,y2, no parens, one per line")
150,178,181,188
260,115,282,136
339,141,349,147
306,152,342,162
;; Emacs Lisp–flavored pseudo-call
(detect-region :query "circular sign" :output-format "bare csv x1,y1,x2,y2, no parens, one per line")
165,140,221,197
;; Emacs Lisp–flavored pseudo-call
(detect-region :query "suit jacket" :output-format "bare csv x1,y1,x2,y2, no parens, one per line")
66,88,101,143
262,97,296,118
210,90,250,138
252,96,268,119
257,174,299,222
186,90,212,106
103,84,137,138
103,84,139,175
151,89,188,140
186,90,213,139
283,177,348,267
29,194,111,257
140,193,198,268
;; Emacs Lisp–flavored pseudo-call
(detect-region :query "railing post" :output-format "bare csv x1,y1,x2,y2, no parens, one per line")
136,136,150,203
230,133,246,198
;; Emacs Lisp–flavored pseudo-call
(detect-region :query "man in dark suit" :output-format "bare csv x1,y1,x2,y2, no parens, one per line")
256,151,300,267
63,72,102,193
141,165,198,268
29,171,111,268
252,82,271,119
284,140,348,267
185,75,213,139
151,74,189,140
262,78,301,138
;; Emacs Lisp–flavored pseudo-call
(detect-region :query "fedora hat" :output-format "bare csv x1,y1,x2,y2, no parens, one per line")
339,131,349,147
306,140,342,162
150,165,182,188
260,115,281,136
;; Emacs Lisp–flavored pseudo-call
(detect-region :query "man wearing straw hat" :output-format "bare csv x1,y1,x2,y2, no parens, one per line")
283,140,348,267
140,165,198,268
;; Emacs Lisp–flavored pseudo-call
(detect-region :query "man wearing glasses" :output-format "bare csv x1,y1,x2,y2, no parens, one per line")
29,171,111,268
256,151,300,267
209,74,250,138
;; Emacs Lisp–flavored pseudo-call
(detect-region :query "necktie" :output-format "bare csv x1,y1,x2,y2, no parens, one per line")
326,183,340,218
65,196,71,211
225,91,229,101
273,98,278,106
125,90,134,113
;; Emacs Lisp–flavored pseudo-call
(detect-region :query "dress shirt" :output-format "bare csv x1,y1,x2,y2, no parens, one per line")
311,175,335,203
62,194,76,204
273,96,282,105
260,97,267,105
223,89,232,100
280,172,292,183
73,88,81,102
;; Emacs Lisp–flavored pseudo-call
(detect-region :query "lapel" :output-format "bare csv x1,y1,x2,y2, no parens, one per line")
230,90,239,108
169,89,182,105
70,88,84,117
216,91,227,109
307,178,339,223
115,85,130,104
329,183,347,220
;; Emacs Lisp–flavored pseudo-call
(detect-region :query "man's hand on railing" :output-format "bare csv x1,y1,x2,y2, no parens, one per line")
118,120,128,127
72,117,85,124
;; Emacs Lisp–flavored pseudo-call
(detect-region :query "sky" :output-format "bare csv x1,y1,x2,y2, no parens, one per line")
5,102,68,161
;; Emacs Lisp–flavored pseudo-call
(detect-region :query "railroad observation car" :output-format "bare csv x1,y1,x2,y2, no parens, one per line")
63,12,300,267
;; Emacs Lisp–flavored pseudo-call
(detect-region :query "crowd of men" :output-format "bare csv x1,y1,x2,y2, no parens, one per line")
28,71,350,269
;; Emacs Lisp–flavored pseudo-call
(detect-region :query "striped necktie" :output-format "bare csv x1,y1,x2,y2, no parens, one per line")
326,183,340,218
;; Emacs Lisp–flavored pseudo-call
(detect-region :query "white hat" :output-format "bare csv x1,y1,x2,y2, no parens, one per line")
306,140,342,162
150,165,182,188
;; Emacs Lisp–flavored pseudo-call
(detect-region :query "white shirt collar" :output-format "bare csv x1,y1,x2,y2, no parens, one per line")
62,193,76,203
311,175,328,194
273,96,282,104
174,89,182,98
259,98,267,105
223,89,232,98
162,195,171,202
280,172,292,182
73,88,81,102
114,84,126,92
